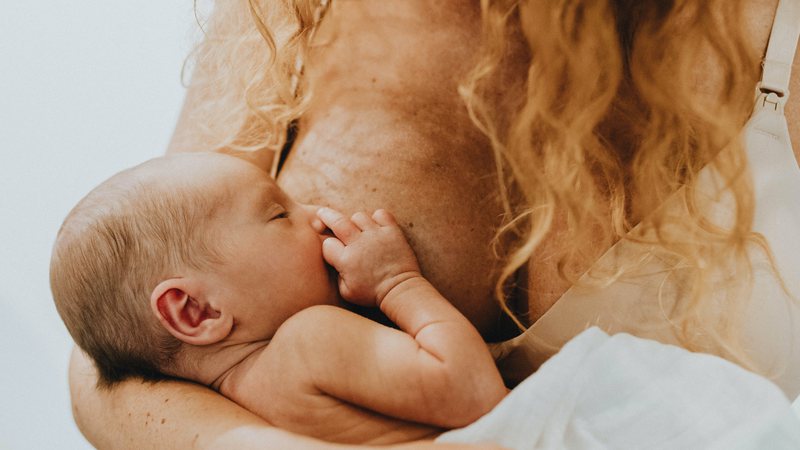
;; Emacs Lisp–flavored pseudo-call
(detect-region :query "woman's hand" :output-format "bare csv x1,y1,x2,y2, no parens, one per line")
317,207,421,307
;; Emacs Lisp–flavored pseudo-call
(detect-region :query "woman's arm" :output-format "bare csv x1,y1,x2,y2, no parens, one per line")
69,347,320,450
165,76,210,155
165,81,276,170
70,347,504,450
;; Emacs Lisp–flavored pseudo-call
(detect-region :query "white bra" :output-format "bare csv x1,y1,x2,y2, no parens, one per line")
491,0,800,399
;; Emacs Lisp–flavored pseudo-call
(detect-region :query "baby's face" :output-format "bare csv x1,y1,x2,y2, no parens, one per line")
192,153,339,341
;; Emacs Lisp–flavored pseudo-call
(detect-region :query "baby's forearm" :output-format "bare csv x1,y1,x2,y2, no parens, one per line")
314,207,505,426
380,276,507,424
381,276,483,354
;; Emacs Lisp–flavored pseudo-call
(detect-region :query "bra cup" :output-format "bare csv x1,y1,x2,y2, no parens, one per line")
737,106,800,398
491,95,800,398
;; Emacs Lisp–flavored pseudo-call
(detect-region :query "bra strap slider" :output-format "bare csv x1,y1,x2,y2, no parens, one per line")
754,84,788,114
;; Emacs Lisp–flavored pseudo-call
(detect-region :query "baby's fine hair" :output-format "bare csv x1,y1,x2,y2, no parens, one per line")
50,157,225,387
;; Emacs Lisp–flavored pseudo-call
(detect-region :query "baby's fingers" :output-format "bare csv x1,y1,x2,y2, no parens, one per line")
317,207,360,244
321,237,346,268
351,211,379,230
372,209,399,227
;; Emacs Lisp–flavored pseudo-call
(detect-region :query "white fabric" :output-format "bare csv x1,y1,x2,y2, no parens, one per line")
440,328,800,450
794,395,800,419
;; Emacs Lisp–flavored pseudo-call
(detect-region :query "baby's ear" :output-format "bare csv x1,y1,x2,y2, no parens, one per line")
150,279,233,346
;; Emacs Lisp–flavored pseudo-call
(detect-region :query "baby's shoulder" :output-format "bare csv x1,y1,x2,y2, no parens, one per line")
249,306,365,396
226,306,351,397
270,305,364,355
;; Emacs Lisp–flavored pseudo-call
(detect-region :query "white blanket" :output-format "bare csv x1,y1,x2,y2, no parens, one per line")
438,328,800,449
794,395,800,419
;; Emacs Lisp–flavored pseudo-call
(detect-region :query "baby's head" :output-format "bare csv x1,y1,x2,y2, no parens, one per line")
51,152,337,387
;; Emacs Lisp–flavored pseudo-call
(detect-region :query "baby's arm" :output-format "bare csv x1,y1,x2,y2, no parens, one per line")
312,208,507,427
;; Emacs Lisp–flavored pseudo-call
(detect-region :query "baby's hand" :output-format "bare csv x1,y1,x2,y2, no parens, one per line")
316,207,421,308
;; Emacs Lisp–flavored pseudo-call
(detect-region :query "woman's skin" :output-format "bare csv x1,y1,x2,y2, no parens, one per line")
69,0,800,448
278,1,529,339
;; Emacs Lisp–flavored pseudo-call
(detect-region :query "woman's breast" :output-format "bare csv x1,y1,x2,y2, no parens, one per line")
278,102,509,338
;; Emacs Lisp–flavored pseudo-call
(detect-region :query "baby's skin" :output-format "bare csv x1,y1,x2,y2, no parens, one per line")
147,153,508,445
220,206,507,444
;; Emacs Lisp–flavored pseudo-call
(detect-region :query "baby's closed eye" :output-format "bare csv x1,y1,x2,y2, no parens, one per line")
272,210,289,220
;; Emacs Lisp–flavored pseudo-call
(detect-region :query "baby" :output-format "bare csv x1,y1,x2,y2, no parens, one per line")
51,152,507,444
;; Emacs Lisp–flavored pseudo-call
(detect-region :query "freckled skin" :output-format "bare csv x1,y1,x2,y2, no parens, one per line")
278,1,529,338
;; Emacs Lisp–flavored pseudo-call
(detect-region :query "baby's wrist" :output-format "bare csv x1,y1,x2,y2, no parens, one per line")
375,271,424,308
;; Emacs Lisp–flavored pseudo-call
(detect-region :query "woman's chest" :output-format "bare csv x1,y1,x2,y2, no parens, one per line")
276,105,510,335
275,2,529,335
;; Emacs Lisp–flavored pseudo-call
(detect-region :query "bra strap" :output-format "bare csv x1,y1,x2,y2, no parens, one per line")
759,0,800,98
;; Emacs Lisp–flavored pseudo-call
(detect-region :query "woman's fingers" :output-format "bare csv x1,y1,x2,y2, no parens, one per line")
317,208,360,244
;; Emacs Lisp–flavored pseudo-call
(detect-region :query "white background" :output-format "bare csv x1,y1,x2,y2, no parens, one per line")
0,1,200,448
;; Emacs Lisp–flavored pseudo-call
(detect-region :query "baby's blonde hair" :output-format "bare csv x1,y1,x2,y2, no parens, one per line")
186,0,766,365
51,158,224,386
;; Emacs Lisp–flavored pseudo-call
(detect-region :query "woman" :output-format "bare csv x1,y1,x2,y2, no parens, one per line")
69,0,800,448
